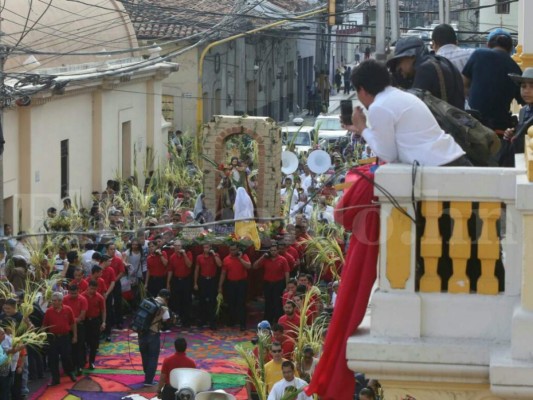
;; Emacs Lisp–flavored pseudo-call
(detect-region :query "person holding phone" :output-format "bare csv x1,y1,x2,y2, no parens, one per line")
218,244,251,331
345,60,470,167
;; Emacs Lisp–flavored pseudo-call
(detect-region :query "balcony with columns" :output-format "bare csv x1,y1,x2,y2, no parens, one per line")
346,131,533,399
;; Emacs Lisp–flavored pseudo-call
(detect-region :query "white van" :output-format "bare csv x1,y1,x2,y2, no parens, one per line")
281,118,316,155
313,115,349,146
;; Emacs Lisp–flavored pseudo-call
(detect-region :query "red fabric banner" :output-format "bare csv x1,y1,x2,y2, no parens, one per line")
306,165,380,399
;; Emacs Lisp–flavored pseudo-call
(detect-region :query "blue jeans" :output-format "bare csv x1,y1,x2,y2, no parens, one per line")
138,332,160,384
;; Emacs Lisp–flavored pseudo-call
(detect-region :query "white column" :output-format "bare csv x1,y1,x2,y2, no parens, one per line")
519,0,533,68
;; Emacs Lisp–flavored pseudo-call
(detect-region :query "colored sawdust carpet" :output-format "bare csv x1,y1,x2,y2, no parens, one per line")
30,326,255,400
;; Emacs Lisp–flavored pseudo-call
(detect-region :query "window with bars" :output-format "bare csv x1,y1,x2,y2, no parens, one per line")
496,0,510,14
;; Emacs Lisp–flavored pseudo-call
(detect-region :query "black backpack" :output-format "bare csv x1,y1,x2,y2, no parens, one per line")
409,88,501,166
131,297,161,333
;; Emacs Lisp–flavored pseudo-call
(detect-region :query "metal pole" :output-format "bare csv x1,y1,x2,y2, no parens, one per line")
375,0,387,60
389,0,400,44
444,0,450,24
439,0,445,24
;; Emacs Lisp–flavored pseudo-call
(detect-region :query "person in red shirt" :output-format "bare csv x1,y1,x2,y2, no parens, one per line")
71,267,88,293
253,243,290,324
167,240,193,327
106,243,126,329
145,241,168,297
85,265,107,296
278,300,300,340
282,278,297,306
42,292,77,386
156,337,196,400
272,323,295,361
63,284,88,375
218,244,252,331
278,242,297,274
100,255,116,341
194,244,222,329
81,280,106,370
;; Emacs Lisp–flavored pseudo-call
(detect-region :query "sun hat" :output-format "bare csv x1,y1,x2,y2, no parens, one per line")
509,67,533,84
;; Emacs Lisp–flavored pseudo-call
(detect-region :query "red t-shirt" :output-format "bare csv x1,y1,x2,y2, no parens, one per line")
168,251,193,278
222,254,250,281
81,291,106,319
43,305,75,335
101,266,116,289
161,352,196,376
196,253,219,278
163,247,175,259
280,252,296,272
258,256,289,282
71,278,88,293
63,294,88,319
286,246,300,265
110,256,126,280
278,313,300,339
85,277,107,295
147,254,168,277
281,290,294,306
274,334,295,360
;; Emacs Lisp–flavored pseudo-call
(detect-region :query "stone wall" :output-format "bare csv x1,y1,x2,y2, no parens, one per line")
201,115,281,219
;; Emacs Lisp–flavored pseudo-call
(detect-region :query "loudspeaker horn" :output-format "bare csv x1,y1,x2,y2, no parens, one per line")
281,151,299,175
196,390,237,400
307,149,331,174
169,368,211,399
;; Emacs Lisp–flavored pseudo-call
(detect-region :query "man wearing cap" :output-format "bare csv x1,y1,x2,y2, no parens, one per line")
63,285,88,375
387,36,464,109
42,292,77,386
462,28,523,131
166,240,193,327
499,68,533,167
138,288,170,387
347,60,470,166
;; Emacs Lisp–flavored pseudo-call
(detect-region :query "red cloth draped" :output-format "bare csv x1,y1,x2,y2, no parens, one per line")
305,164,380,400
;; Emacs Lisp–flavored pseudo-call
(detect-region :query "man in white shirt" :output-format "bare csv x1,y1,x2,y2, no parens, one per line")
347,60,471,166
431,23,474,73
268,360,312,400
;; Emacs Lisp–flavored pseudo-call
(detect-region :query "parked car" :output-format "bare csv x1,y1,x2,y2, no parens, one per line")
282,118,316,155
314,115,349,147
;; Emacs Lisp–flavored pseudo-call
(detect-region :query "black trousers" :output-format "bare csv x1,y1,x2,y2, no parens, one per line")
85,318,102,364
71,322,85,370
104,295,113,335
198,276,217,327
47,334,73,383
224,280,247,328
147,276,166,298
170,276,192,325
113,279,123,327
263,279,285,323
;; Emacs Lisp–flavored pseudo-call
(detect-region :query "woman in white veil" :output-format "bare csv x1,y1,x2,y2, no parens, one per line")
234,187,261,250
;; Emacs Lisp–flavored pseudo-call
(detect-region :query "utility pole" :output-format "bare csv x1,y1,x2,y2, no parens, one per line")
375,0,386,60
390,0,400,44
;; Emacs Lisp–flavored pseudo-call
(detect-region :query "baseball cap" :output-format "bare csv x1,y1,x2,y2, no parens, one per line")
487,28,511,41
158,288,171,299
257,320,271,331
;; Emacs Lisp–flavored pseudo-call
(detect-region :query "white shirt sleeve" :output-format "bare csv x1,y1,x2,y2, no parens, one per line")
362,104,399,162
